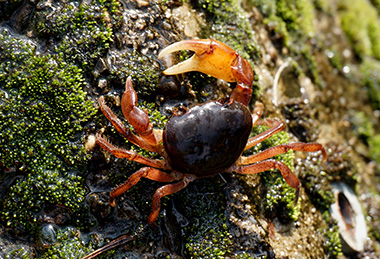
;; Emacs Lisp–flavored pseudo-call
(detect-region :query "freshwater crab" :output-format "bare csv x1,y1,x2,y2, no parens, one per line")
96,39,327,226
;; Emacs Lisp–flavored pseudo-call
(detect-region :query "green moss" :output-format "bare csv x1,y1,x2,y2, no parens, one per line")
348,111,375,142
181,179,233,258
2,246,32,259
275,0,315,37
2,171,86,233
338,0,380,60
0,29,96,172
360,57,380,110
35,0,161,97
253,0,316,46
302,169,334,211
297,164,342,257
320,212,343,258
296,148,344,257
326,48,344,71
35,0,119,73
369,134,380,168
0,28,95,233
107,51,161,98
247,125,300,222
39,226,94,258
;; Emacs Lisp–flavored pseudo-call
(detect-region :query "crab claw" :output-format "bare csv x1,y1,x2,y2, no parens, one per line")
158,39,254,106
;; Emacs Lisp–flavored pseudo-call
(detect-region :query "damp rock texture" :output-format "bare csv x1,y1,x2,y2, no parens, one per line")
0,0,380,258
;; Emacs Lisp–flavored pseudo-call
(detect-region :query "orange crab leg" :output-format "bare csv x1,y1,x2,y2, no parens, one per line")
241,142,327,165
96,131,166,169
234,159,301,204
244,120,286,151
121,76,161,147
109,167,183,208
148,174,197,226
251,102,265,126
109,167,196,227
98,95,162,153
158,39,254,105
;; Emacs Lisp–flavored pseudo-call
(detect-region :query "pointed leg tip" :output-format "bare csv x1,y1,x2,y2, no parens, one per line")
321,148,328,162
160,57,200,76
158,41,183,60
294,187,300,206
125,76,133,89
98,95,105,103
109,197,116,207
95,128,105,140
148,215,159,228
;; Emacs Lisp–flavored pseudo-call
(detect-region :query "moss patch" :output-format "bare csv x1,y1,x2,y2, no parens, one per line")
252,0,316,46
180,179,233,258
35,0,118,74
0,28,96,172
2,171,86,233
338,0,380,60
0,28,95,234
38,226,95,258
360,57,380,111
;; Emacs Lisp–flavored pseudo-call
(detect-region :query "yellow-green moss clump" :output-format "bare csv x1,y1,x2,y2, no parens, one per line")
0,28,95,172
39,226,93,258
252,0,316,46
0,28,95,233
360,58,380,111
338,0,380,60
2,171,86,233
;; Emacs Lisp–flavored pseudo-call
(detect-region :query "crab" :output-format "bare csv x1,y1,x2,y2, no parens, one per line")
96,39,327,226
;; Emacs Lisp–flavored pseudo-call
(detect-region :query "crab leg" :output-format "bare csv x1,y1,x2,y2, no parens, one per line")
109,167,183,207
158,39,254,105
109,167,196,226
234,160,301,204
244,120,286,151
98,95,162,153
96,131,166,169
241,142,327,165
251,102,265,126
148,174,197,226
121,77,162,147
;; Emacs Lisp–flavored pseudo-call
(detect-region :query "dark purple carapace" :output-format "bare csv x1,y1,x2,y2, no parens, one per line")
163,99,252,177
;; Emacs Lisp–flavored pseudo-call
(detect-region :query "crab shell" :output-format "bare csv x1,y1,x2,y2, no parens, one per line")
163,99,252,177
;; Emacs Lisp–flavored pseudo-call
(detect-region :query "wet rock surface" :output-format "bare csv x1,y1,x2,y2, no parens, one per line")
0,0,379,258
